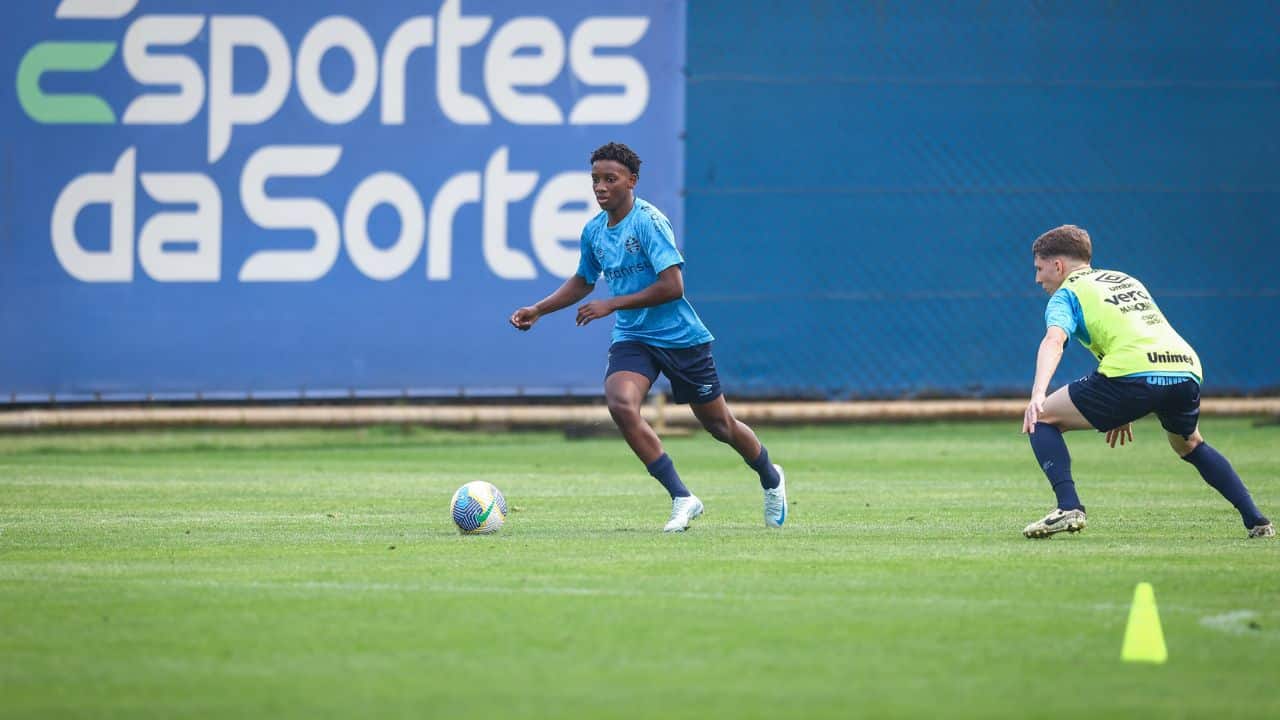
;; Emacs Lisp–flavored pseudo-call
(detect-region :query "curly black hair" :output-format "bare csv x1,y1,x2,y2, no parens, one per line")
589,142,641,176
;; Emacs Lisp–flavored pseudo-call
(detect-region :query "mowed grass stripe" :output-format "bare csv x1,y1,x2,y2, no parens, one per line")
1,419,1276,719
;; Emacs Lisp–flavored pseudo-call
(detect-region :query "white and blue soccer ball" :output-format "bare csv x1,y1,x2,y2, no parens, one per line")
450,481,508,535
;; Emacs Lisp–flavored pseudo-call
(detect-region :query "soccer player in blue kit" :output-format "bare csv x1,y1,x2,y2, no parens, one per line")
510,142,787,532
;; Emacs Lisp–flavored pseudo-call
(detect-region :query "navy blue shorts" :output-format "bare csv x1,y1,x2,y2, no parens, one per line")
1067,372,1200,438
606,341,723,405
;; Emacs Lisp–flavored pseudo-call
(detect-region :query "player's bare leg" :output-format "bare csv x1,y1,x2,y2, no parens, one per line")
1168,426,1273,538
1165,427,1203,456
691,396,787,527
605,371,662,463
690,395,760,461
1034,385,1094,432
607,371,702,531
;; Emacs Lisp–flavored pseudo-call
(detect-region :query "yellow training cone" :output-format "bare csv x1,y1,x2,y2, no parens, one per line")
1121,582,1168,664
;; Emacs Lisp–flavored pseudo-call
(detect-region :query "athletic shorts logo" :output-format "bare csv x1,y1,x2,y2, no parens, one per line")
697,384,713,396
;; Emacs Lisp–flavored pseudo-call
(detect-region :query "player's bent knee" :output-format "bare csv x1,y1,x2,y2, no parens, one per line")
606,398,643,427
700,417,734,443
1035,415,1069,432
1169,431,1203,457
1035,415,1062,430
1040,413,1091,432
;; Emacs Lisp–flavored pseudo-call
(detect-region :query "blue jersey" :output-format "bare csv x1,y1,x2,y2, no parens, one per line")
575,198,714,348
1044,288,1091,346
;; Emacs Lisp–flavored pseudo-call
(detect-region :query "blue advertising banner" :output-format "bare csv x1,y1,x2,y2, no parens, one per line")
1,0,685,401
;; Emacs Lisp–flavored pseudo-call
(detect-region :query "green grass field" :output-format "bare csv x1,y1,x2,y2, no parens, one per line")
2,418,1277,719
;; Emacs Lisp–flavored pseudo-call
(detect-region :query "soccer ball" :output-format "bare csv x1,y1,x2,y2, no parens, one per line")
450,481,508,535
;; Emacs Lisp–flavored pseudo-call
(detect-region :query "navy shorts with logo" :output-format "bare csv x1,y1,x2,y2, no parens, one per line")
606,341,723,405
1067,372,1201,438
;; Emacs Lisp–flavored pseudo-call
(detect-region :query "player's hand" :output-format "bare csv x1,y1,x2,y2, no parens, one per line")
1022,395,1046,434
575,299,615,326
510,306,539,331
1105,423,1133,448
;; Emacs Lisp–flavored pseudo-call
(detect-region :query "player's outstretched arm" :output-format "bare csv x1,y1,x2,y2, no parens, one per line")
576,266,684,326
1023,326,1069,433
510,275,594,331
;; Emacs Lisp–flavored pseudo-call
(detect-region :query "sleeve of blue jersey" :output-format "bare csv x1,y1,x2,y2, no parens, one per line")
575,224,601,283
1044,288,1079,336
640,210,684,274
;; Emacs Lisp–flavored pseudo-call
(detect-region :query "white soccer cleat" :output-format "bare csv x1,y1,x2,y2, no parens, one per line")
1247,522,1275,539
663,495,704,533
764,464,787,528
1023,507,1087,538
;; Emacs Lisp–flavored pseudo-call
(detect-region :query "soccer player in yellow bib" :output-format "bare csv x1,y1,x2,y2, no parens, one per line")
1020,225,1272,539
